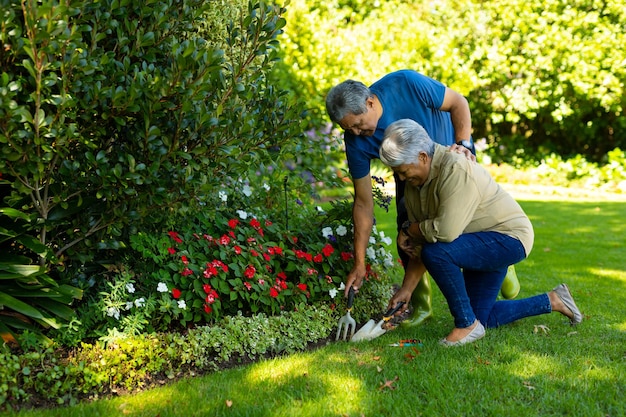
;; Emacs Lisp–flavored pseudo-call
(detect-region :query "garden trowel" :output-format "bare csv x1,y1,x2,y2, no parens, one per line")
350,302,405,342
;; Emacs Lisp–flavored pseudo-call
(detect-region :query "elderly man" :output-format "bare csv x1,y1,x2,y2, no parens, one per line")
325,70,519,327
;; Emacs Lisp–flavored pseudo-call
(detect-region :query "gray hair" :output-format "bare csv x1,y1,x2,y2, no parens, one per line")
379,119,435,167
325,80,372,123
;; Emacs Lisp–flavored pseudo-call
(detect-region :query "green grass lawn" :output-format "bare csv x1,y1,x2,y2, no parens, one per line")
8,197,626,417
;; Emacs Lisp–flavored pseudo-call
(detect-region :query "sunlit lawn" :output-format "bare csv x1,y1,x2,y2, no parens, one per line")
8,192,626,417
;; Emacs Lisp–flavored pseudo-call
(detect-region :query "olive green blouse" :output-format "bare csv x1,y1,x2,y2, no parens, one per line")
405,144,534,256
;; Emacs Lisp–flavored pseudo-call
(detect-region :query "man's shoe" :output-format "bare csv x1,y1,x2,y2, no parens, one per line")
501,265,520,299
400,309,432,327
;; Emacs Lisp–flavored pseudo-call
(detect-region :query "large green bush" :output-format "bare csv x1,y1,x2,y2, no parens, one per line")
277,0,626,163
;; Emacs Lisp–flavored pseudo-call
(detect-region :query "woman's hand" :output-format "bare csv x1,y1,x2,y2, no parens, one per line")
397,231,420,258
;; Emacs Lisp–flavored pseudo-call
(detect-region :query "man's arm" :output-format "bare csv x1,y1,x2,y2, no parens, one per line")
387,256,427,311
440,87,472,143
344,174,374,296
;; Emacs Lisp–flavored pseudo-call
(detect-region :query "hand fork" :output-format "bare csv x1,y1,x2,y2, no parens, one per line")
335,286,356,341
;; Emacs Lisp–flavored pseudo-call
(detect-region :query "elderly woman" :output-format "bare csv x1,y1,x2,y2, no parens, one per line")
379,119,582,346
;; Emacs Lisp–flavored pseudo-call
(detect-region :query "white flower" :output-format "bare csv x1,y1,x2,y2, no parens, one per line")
316,206,324,213
125,302,133,310
219,190,228,202
339,282,346,291
369,236,376,244
177,300,187,310
157,282,168,293
366,246,376,260
329,288,338,299
125,283,135,294
336,225,347,237
134,297,146,308
321,227,333,238
263,183,270,191
106,307,120,320
236,210,248,220
242,184,252,197
381,235,392,246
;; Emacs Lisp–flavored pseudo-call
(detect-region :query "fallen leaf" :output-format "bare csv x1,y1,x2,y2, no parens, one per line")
523,381,535,390
533,324,550,334
404,347,421,362
376,366,383,373
567,331,578,336
226,400,233,407
372,356,381,361
378,376,399,391
477,357,491,365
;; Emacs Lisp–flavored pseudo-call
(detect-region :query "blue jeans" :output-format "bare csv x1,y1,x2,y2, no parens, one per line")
421,232,551,329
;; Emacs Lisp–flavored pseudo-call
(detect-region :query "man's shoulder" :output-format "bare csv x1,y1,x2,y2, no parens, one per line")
373,69,434,85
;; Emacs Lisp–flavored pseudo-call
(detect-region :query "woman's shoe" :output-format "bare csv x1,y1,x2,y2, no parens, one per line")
553,283,583,324
439,321,485,347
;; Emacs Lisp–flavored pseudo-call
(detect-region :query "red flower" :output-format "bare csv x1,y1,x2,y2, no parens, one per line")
250,249,259,257
181,255,189,265
168,247,176,255
234,245,242,255
313,254,323,263
322,244,335,257
250,218,261,229
306,268,317,275
218,234,231,245
341,252,353,261
181,268,193,276
172,288,182,299
228,218,239,229
263,253,270,262
203,284,212,294
204,304,213,314
273,247,283,255
265,220,272,226
204,265,218,278
168,231,183,243
277,271,287,280
269,287,279,298
297,283,307,291
244,265,256,279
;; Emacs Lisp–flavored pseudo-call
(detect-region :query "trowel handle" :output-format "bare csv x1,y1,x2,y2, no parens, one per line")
383,301,405,320
346,286,356,309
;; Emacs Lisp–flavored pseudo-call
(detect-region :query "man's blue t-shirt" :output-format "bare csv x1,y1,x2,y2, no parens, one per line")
344,70,456,180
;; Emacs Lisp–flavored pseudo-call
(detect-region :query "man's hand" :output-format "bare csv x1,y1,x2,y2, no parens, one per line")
344,263,367,297
387,286,413,317
449,143,476,162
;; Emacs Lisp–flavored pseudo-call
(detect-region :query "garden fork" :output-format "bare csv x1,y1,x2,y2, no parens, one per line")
335,286,356,341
